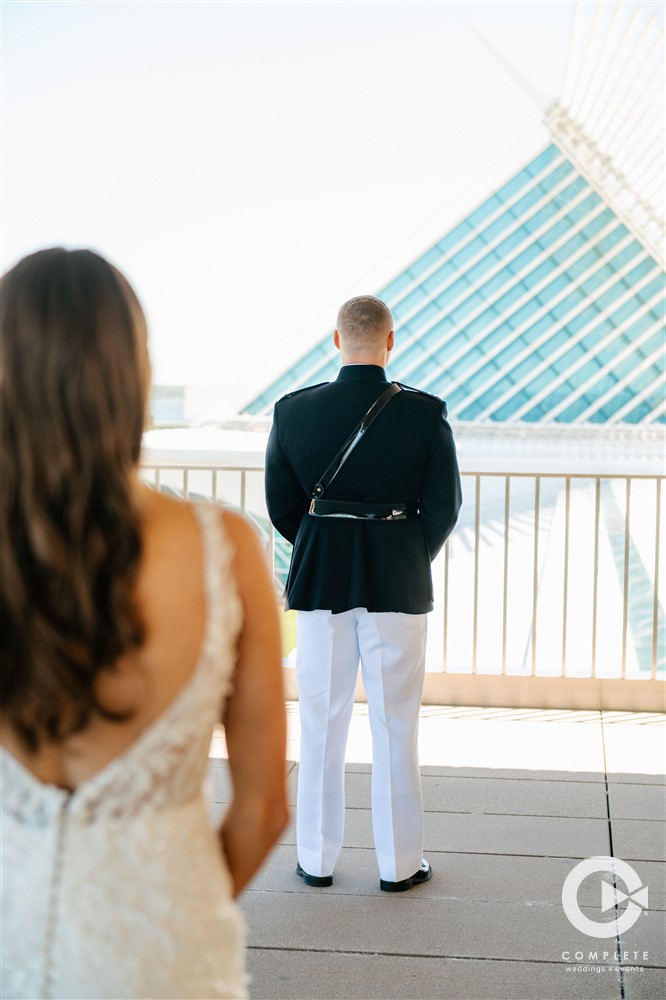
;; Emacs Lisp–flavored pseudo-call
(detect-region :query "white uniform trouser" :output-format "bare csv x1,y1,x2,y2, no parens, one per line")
295,607,427,883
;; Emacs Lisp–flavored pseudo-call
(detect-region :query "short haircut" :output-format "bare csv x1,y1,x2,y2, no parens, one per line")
336,295,393,343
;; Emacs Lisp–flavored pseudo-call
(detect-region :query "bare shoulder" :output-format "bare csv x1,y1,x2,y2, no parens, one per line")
220,509,274,611
141,484,195,525
138,487,201,556
220,508,264,558
140,489,266,579
220,509,270,582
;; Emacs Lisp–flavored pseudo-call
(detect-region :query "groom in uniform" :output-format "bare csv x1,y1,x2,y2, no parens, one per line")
265,295,461,891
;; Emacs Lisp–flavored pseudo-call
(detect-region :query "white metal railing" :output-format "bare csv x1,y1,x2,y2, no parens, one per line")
140,456,665,711
444,472,663,681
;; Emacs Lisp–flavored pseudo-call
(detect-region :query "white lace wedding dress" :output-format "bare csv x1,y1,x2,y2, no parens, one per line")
1,505,248,1000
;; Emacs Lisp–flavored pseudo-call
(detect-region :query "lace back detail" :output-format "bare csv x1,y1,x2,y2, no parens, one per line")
2,504,243,826
1,505,248,1000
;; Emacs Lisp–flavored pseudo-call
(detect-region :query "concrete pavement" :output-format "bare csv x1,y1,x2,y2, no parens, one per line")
208,704,665,1000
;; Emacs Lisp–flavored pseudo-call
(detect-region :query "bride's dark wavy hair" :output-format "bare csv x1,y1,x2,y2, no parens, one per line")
1,248,149,751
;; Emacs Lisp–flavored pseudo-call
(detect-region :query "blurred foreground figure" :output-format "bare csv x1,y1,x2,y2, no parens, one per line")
0,248,288,999
266,295,461,892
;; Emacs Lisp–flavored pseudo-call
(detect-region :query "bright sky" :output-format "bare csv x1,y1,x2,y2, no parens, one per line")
2,1,661,412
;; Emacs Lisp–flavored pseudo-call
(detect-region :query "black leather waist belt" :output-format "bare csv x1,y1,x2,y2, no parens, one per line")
308,499,418,520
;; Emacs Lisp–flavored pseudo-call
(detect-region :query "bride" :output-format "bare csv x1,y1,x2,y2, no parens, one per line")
0,248,289,999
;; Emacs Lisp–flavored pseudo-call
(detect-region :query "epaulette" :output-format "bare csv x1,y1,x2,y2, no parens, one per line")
395,382,443,403
280,381,328,400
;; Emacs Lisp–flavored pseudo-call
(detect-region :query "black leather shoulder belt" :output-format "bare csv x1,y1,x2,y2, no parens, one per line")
308,383,416,521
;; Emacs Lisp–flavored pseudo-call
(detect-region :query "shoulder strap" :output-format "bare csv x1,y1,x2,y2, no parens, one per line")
312,383,401,499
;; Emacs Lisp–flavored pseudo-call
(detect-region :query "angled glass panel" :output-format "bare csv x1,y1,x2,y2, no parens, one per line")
392,284,431,319
590,365,663,421
380,271,414,302
624,391,665,423
436,219,474,256
245,143,665,427
467,193,504,230
596,316,661,365
526,144,561,176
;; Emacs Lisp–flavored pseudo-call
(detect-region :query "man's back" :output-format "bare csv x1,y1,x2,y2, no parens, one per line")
265,364,461,614
265,295,462,891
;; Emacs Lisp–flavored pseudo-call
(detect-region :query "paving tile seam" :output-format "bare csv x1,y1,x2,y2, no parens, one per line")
607,817,666,825
339,806,611,819
213,798,611,817
600,717,629,1000
245,945,636,968
606,776,666,783
268,763,666,785
246,888,666,909
343,771,610,783
274,845,630,862
419,775,610,784
602,855,666,864
215,797,666,820
273,850,618,865
246,887,665,911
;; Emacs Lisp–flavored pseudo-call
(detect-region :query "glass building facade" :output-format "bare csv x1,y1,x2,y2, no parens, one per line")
245,143,665,423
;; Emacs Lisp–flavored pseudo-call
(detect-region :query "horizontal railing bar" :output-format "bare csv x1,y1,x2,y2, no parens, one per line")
142,463,666,483
141,465,263,473
459,471,665,480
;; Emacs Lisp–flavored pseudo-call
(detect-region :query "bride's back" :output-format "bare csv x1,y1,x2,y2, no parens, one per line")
0,246,287,1000
0,248,223,787
2,488,217,789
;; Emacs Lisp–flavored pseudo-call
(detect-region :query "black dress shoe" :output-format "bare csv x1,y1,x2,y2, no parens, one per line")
380,858,432,892
296,863,333,887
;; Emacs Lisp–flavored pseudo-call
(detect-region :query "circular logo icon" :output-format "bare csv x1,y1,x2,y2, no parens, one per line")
562,856,649,938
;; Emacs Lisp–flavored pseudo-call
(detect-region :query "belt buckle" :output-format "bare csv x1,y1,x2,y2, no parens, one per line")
309,499,316,515
387,507,406,521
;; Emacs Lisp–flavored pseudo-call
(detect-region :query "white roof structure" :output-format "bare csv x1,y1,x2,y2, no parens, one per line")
549,0,665,268
245,1,664,428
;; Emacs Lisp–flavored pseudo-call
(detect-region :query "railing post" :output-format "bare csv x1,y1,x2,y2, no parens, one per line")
268,521,276,577
443,539,450,674
472,475,481,675
531,476,541,676
561,477,571,677
240,470,247,516
653,477,662,681
621,477,631,680
502,475,510,676
591,477,601,679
